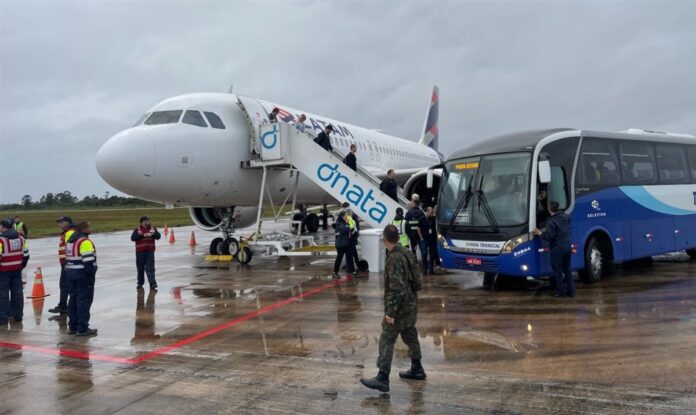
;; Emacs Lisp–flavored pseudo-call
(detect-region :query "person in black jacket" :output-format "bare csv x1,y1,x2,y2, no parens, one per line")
533,201,574,297
268,107,280,122
343,144,357,171
314,125,334,152
333,211,354,279
379,169,398,201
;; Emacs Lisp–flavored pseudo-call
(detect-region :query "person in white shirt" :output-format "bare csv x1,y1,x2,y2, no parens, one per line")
295,114,307,133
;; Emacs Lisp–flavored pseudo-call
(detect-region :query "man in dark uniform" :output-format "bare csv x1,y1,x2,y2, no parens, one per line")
65,222,98,336
533,201,574,297
361,225,426,393
405,200,425,256
314,125,334,152
379,169,398,201
0,218,29,326
343,143,357,171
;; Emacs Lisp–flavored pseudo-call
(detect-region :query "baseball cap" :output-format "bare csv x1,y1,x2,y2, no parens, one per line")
56,216,73,224
1,218,13,229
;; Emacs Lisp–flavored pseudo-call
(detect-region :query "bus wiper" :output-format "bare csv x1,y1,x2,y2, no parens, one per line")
449,178,473,227
476,173,499,232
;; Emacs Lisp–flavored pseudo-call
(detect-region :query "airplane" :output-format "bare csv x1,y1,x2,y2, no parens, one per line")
96,86,443,255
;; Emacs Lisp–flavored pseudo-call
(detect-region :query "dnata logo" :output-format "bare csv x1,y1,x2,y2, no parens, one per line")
316,163,388,224
591,200,600,210
260,125,278,149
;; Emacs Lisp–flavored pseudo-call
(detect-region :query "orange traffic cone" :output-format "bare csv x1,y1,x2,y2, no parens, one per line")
163,224,169,236
169,229,176,244
189,231,197,246
27,267,50,299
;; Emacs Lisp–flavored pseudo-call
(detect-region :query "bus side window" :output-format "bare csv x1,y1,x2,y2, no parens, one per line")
578,139,620,187
687,146,696,183
656,144,689,184
619,142,657,184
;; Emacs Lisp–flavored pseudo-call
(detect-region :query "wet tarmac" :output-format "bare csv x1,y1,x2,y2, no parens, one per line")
1,223,695,414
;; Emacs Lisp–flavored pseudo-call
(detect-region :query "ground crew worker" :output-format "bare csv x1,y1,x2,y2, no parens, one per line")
332,212,354,279
405,200,425,256
0,218,29,325
130,216,161,290
48,216,76,314
13,216,28,238
391,208,410,248
346,208,360,272
361,224,426,392
65,222,98,336
533,201,574,298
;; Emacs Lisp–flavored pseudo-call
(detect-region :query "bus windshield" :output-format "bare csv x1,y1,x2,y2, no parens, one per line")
439,152,531,229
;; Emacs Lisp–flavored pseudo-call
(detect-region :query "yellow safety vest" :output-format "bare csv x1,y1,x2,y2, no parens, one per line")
391,219,410,247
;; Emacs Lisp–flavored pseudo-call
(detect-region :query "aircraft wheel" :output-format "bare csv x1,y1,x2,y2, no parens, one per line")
237,247,253,264
210,237,229,255
305,213,320,233
226,237,239,257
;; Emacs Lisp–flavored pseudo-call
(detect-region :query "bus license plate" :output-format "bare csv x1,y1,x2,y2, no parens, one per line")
466,257,482,266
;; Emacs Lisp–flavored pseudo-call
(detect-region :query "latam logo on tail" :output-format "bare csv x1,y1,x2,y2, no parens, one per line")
316,163,388,224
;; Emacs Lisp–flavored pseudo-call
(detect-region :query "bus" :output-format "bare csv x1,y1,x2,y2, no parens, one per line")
435,128,696,288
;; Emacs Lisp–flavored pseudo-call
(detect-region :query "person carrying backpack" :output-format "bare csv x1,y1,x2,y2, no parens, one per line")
360,224,426,393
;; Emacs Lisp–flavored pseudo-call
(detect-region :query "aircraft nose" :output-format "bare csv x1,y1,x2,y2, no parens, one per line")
96,129,156,197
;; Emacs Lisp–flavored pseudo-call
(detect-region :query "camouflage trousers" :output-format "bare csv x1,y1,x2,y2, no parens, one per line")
376,321,422,376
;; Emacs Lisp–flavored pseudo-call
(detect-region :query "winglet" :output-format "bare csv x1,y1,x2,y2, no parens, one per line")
418,86,439,151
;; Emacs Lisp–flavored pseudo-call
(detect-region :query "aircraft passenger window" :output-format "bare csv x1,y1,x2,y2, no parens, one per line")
656,144,689,184
145,110,183,125
182,110,208,128
203,112,225,129
619,141,657,184
133,113,150,127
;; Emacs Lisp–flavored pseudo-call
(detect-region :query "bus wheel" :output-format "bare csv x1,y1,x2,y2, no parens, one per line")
483,273,496,290
580,237,604,283
687,249,696,260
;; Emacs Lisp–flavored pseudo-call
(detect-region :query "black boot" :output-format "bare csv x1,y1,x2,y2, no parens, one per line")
360,371,390,392
399,359,427,380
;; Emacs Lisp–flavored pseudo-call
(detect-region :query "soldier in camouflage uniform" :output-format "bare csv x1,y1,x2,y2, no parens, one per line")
360,224,426,393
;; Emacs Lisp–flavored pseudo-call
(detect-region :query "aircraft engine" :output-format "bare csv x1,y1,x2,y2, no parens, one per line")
403,169,442,206
188,206,257,231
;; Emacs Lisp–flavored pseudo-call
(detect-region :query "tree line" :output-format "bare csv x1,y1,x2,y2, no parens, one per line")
1,191,161,210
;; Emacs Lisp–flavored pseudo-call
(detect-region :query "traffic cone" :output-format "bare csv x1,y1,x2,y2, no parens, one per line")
27,267,50,299
189,231,197,246
163,224,169,236
169,229,176,244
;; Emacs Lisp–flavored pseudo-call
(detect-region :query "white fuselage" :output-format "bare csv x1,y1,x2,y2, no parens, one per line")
96,93,440,207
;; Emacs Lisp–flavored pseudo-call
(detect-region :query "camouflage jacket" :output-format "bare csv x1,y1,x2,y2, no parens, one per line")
384,245,418,327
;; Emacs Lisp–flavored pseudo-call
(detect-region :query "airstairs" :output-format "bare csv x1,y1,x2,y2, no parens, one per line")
245,122,408,230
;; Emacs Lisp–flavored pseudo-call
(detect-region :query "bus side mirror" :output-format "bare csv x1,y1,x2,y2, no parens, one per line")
426,169,434,188
538,160,551,183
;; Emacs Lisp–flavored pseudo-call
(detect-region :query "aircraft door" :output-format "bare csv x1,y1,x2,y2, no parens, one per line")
367,142,375,161
237,96,271,153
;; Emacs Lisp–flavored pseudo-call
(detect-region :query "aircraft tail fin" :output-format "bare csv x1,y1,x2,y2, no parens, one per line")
418,85,439,151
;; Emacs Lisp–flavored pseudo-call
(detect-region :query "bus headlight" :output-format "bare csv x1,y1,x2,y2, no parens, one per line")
438,234,450,249
502,233,530,254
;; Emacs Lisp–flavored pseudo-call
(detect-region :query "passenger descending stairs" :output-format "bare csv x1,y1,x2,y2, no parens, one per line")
244,122,407,229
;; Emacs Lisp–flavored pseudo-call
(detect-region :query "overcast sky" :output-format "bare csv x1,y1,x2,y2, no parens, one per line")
1,0,695,204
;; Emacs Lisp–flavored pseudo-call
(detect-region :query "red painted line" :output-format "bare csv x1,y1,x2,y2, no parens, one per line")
0,278,344,365
0,341,132,364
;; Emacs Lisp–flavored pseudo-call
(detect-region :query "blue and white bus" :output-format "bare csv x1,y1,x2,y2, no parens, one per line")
436,128,696,288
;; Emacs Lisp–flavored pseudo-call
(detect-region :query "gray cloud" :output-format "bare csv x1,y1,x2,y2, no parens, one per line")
1,0,695,203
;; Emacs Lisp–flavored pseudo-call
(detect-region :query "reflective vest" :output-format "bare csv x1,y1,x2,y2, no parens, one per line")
58,228,76,265
134,226,156,253
14,221,26,237
0,235,28,272
65,237,96,272
346,216,356,231
391,219,410,247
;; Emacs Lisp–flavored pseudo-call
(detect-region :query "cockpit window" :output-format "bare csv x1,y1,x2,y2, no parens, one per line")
182,110,208,127
144,110,183,125
204,111,225,129
133,113,150,127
